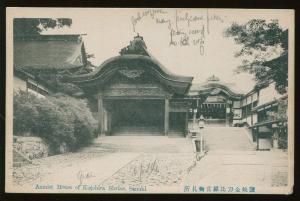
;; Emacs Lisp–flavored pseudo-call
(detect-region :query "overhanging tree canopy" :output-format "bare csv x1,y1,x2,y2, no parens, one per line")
13,18,72,36
224,19,288,94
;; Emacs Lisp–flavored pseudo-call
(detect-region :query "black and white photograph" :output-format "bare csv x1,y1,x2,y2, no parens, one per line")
5,8,294,194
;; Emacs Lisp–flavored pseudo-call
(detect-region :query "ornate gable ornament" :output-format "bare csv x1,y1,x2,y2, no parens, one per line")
118,68,144,79
119,34,149,56
207,75,220,82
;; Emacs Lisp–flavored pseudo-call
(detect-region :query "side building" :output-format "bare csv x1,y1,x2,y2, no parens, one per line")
13,34,90,97
241,82,287,150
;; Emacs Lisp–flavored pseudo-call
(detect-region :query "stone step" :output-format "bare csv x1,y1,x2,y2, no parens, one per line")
203,127,255,151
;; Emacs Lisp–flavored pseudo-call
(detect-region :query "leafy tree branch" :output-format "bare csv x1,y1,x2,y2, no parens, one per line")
224,19,288,94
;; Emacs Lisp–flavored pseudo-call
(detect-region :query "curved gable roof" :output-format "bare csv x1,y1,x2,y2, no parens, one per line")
70,54,193,82
67,36,193,95
189,77,245,99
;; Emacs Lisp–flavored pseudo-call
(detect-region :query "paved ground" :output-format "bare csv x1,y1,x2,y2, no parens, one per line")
80,136,194,153
11,128,289,193
184,127,289,193
12,136,194,192
184,150,288,188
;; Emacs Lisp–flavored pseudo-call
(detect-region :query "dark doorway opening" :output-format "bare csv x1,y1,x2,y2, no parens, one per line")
106,99,164,135
169,112,186,135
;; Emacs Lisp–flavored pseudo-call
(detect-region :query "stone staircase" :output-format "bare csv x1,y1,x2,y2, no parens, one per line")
80,127,255,153
203,127,256,151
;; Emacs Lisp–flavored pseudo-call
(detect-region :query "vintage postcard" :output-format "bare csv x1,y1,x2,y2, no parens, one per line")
5,8,294,194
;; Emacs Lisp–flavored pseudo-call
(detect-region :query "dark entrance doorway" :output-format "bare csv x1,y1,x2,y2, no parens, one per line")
105,99,164,135
199,103,227,126
169,112,186,135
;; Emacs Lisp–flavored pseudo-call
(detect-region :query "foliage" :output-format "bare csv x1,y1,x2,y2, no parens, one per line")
49,94,98,148
13,18,72,36
13,90,97,154
267,98,288,122
13,91,41,134
224,19,288,94
267,98,288,149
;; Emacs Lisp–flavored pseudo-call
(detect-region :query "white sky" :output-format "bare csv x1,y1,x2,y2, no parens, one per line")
10,8,293,92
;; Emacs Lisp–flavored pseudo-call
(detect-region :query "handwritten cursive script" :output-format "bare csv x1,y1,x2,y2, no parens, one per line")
77,170,96,186
131,9,167,32
132,159,159,181
130,9,226,55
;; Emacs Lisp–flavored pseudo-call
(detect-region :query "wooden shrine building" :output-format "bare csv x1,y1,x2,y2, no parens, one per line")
67,35,193,137
187,75,244,127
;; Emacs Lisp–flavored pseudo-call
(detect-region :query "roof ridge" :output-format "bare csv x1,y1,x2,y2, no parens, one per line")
14,34,83,42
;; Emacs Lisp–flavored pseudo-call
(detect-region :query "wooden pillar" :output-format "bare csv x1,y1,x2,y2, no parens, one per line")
185,111,189,136
98,95,104,137
256,129,259,150
164,98,169,135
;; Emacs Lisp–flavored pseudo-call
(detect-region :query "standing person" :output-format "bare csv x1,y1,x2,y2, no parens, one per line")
197,115,205,158
198,115,205,129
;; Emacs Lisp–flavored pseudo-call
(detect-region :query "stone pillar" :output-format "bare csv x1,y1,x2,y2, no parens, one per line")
225,103,230,127
97,95,104,137
273,129,279,149
164,98,169,135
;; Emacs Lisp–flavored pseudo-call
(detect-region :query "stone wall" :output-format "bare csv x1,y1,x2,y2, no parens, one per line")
13,136,49,160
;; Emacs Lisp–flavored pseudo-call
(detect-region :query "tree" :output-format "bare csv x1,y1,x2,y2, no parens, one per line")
13,18,72,36
267,98,288,149
267,98,288,123
224,19,288,94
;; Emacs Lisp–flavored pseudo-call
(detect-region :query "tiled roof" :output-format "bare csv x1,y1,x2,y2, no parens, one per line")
14,34,86,70
190,81,244,94
67,35,193,95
